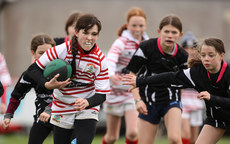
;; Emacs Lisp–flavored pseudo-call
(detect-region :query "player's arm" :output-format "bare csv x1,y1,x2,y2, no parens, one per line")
74,93,106,111
27,62,70,90
2,72,33,129
210,94,230,110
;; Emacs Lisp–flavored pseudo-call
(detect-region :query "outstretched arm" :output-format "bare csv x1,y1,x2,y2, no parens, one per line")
123,72,175,91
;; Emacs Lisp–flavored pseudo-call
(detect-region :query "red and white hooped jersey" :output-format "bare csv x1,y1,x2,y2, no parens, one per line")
36,41,110,114
0,53,11,86
105,30,148,104
181,88,204,113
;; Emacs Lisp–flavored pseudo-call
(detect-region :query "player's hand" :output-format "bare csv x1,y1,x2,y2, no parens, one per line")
122,74,137,91
45,74,71,89
110,75,122,86
136,100,148,115
74,98,89,111
0,103,6,114
2,118,11,130
197,91,210,100
39,112,50,122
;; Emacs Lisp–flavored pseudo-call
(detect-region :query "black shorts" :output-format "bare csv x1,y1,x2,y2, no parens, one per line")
205,117,230,130
139,101,182,124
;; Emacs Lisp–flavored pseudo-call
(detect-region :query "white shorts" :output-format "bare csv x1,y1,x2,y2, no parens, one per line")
103,102,136,117
182,109,203,126
50,109,99,129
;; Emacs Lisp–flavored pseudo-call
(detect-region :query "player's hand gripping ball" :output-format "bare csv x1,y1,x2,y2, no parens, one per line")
43,59,72,81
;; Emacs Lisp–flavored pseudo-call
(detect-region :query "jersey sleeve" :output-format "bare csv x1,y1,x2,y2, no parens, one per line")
36,43,68,69
5,72,33,116
210,95,230,110
94,56,110,94
126,43,147,74
11,72,33,100
137,68,195,89
106,38,125,76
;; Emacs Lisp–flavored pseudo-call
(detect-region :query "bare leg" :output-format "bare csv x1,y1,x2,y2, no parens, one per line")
195,124,225,144
104,113,122,144
124,109,138,141
164,108,182,144
138,118,158,144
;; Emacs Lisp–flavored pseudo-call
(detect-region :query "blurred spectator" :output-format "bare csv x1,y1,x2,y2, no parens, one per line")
0,53,11,114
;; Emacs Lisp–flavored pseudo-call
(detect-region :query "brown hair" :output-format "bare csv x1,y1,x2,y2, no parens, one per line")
189,38,225,67
70,14,102,77
117,7,147,36
30,33,55,53
159,14,182,32
65,11,81,35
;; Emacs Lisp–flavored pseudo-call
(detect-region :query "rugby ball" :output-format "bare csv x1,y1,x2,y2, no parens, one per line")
43,59,72,81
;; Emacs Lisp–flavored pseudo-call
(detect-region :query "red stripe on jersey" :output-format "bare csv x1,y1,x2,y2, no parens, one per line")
61,87,95,95
53,47,59,59
54,99,75,106
46,50,52,61
50,48,56,59
97,72,108,77
95,77,109,80
96,89,110,93
107,58,117,63
80,59,100,66
52,109,77,113
89,108,99,112
52,100,65,108
100,68,108,73
36,59,45,69
109,51,121,55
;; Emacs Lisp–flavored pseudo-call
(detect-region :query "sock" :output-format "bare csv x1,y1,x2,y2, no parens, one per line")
182,138,190,144
102,136,107,144
125,137,138,144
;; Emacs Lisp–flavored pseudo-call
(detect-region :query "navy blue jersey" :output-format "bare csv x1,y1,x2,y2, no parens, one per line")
10,69,53,122
127,38,188,105
137,61,230,129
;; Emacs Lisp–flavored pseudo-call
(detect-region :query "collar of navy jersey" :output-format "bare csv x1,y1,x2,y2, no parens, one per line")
157,37,178,57
207,60,227,83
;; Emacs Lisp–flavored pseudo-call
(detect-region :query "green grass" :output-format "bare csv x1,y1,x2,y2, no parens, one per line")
0,133,230,144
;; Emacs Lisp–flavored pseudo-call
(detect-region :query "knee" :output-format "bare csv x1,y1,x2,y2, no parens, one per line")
106,135,119,143
168,134,181,144
126,131,138,140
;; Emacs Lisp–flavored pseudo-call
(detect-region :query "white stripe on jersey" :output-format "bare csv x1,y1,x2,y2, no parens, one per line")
183,68,195,87
134,48,147,59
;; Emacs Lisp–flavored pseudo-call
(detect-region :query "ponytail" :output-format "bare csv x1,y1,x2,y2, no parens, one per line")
117,24,127,36
70,35,78,78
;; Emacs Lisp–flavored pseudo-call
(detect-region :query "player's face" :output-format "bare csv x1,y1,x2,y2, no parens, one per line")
127,16,146,41
158,24,182,48
75,25,99,51
200,45,224,74
32,44,52,60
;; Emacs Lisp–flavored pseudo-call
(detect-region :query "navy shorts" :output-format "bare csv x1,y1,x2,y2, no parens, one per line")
139,101,182,124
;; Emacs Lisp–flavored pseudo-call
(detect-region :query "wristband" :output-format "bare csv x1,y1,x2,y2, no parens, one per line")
135,99,142,104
